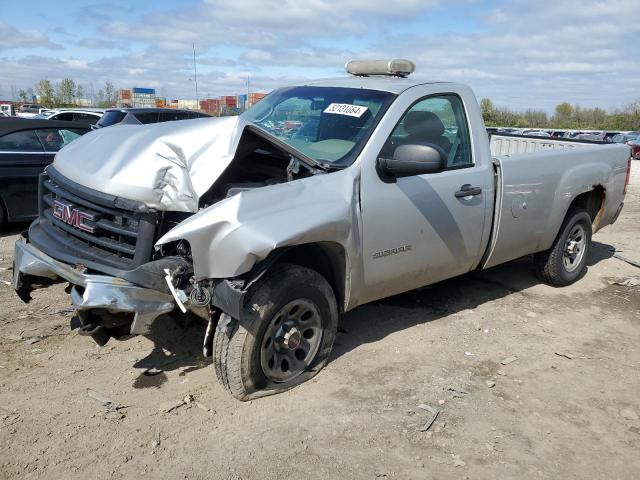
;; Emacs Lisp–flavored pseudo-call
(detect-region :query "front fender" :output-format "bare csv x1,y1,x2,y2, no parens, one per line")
156,168,362,281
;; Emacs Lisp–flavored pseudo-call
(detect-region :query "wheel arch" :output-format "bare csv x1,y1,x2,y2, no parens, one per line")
258,242,348,312
567,185,606,232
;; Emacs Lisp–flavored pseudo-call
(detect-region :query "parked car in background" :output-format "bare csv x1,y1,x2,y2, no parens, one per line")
35,108,105,125
0,119,92,224
95,108,210,128
16,104,45,118
524,130,551,137
611,133,638,145
630,137,640,159
602,132,621,143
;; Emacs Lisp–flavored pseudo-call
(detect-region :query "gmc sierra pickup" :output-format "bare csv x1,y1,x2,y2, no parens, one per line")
13,60,632,400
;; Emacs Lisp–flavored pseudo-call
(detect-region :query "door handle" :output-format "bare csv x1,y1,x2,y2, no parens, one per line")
455,184,482,198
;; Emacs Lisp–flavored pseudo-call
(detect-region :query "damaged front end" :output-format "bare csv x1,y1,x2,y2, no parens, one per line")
13,109,361,348
13,233,177,345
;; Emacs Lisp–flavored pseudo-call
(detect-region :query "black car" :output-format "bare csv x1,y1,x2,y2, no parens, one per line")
96,108,210,128
0,119,92,224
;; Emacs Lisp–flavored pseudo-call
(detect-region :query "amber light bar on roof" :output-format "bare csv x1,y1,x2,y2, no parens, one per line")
345,59,416,77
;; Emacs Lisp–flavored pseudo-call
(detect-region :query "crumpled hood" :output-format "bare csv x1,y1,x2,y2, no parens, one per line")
53,116,248,212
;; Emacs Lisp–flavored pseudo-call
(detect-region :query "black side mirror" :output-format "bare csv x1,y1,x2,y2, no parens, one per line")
377,143,446,181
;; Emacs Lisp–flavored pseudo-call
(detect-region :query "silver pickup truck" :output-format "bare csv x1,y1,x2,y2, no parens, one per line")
13,60,632,400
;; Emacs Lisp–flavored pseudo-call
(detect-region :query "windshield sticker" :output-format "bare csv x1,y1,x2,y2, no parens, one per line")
323,103,369,118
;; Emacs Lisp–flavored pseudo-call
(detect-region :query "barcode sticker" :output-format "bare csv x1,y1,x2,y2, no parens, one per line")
323,103,368,117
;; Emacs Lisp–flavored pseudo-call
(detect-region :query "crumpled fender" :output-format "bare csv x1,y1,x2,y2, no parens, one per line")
53,116,248,212
156,168,361,281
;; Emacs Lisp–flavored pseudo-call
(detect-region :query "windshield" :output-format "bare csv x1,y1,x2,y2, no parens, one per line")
96,111,126,128
242,86,394,166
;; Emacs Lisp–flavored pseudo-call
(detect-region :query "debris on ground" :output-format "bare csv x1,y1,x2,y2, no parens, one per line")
158,394,194,413
416,404,439,432
611,277,640,287
555,351,574,360
452,455,466,467
447,386,470,398
486,380,496,388
500,356,518,365
86,388,126,411
613,253,640,269
25,336,41,345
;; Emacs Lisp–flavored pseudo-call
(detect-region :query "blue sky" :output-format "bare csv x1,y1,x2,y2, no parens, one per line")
1,0,638,112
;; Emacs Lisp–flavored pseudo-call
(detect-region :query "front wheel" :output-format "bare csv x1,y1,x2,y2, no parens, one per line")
534,208,592,287
213,263,338,400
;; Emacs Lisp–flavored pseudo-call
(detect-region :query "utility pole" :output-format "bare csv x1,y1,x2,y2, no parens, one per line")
246,73,250,111
193,43,199,110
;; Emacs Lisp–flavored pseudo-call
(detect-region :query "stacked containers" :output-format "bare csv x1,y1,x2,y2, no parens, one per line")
132,87,156,108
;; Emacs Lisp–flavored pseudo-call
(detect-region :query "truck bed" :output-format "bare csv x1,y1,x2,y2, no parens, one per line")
482,136,630,270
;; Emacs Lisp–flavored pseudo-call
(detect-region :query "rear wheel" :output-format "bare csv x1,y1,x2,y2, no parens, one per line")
213,263,338,400
534,208,592,286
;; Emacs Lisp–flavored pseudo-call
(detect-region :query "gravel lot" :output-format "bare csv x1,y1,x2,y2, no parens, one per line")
1,163,639,480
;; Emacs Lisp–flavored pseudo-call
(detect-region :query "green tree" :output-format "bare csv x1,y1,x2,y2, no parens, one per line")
56,78,76,106
76,84,85,103
553,102,574,127
18,89,28,103
104,81,116,105
480,98,496,125
37,79,55,107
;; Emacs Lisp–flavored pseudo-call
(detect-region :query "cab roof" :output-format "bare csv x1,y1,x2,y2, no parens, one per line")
299,76,451,94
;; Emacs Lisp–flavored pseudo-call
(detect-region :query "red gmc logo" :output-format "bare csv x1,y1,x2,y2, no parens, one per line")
52,200,95,233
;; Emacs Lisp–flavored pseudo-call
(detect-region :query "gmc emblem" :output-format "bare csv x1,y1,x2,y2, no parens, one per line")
52,200,95,233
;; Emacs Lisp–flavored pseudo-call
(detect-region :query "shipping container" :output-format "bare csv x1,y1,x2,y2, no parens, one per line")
132,87,155,95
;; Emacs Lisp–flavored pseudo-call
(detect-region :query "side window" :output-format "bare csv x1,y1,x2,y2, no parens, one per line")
135,112,159,124
159,111,182,122
53,112,74,121
0,130,44,152
34,128,86,152
74,113,99,124
381,95,472,168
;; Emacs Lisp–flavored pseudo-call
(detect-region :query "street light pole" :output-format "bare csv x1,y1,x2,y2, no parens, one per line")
193,43,199,110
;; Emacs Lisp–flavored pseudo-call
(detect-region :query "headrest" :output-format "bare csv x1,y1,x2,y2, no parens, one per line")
403,111,445,137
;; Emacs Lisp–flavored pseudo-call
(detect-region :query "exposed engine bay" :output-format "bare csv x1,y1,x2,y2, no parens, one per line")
155,127,327,240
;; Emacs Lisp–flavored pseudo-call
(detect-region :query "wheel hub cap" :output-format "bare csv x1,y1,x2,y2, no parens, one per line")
282,327,302,350
260,299,323,383
563,224,587,273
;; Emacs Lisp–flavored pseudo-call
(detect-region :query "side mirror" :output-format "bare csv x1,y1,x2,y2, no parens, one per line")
377,143,446,180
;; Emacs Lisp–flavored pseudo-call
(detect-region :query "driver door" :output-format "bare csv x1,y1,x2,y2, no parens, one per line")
358,91,493,303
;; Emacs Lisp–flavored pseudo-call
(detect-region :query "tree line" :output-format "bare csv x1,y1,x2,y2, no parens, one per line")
16,79,118,109
480,98,640,131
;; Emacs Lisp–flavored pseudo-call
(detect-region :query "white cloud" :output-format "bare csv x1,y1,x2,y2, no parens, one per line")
0,21,60,50
1,0,639,111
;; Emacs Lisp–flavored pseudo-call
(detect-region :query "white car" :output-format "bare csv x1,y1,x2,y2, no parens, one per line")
35,108,105,125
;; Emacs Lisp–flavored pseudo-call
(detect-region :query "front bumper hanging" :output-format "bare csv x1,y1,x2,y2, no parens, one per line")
13,234,175,336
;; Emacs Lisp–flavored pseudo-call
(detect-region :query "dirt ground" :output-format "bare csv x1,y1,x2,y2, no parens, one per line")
1,165,639,480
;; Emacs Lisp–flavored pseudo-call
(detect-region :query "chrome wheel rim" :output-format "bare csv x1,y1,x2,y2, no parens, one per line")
563,224,587,273
260,299,323,383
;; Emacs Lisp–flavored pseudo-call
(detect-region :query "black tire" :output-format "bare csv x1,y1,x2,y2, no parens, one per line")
534,207,592,287
213,263,338,401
